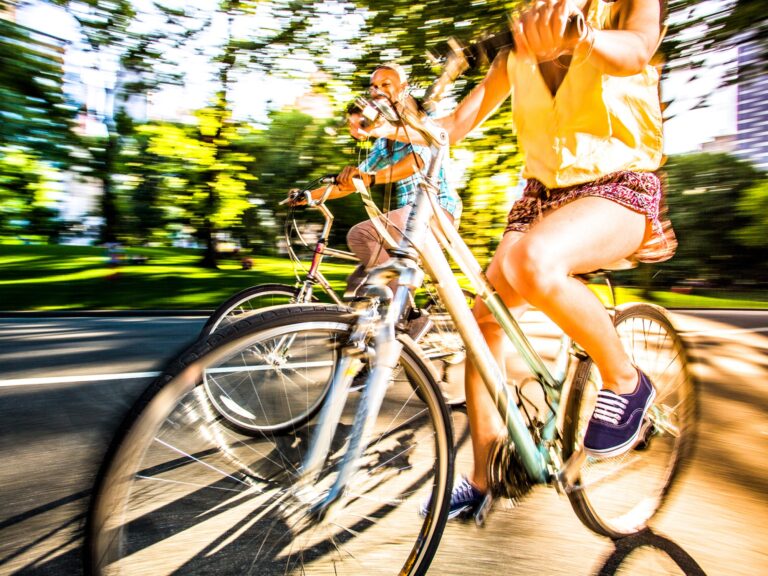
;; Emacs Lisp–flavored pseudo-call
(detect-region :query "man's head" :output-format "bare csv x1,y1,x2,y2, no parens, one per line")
369,63,408,102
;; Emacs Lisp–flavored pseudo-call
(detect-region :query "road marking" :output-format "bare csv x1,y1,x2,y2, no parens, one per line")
0,371,161,388
681,326,768,337
0,360,335,387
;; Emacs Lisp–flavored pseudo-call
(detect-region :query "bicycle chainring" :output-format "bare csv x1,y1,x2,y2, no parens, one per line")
486,436,534,503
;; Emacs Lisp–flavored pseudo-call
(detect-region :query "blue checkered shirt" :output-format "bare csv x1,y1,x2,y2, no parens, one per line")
358,138,462,219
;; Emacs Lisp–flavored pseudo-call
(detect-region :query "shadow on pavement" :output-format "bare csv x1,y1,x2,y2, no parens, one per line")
595,529,707,575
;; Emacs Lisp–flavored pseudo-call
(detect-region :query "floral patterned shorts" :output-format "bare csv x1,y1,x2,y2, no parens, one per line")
505,171,677,263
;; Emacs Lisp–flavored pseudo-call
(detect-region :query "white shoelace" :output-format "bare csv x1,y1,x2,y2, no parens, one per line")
592,390,629,425
453,477,479,504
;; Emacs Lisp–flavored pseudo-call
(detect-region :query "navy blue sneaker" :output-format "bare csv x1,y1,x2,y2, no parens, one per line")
421,476,488,520
583,369,657,458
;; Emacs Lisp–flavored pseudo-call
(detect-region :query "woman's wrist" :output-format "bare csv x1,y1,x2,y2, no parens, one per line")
572,23,596,61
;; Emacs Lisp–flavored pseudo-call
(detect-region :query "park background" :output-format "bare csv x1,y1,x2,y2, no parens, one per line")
0,0,766,311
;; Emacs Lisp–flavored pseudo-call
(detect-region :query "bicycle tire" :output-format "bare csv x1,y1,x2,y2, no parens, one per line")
199,283,306,337
562,303,697,539
86,304,454,576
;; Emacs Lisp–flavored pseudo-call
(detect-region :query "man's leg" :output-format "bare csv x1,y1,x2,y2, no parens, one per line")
344,207,411,296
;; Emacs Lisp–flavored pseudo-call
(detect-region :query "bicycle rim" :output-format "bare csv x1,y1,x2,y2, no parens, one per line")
563,303,697,538
87,305,453,575
202,284,328,433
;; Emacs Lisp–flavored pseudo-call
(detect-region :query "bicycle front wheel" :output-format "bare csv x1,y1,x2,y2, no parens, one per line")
201,283,328,434
87,304,454,576
199,283,304,337
562,303,697,538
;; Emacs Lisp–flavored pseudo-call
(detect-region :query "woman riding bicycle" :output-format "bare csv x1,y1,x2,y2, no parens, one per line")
378,0,677,517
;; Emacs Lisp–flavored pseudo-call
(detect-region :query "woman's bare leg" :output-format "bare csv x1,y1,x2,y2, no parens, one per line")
465,231,528,492
503,197,647,395
466,197,647,491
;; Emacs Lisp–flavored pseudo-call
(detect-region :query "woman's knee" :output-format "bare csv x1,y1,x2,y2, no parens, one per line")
472,299,504,339
503,237,565,301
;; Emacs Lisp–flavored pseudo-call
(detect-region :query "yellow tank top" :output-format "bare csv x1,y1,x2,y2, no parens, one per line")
508,0,663,189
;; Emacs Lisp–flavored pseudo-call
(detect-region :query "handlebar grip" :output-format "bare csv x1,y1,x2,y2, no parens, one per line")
467,12,585,67
423,13,585,110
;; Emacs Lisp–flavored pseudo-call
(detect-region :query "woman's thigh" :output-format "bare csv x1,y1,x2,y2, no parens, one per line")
509,196,647,277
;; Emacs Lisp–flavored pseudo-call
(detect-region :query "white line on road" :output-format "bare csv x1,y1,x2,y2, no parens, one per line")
680,326,768,337
0,359,335,388
0,371,161,388
2,324,765,388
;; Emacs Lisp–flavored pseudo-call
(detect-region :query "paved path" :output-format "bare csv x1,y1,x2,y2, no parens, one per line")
0,311,766,574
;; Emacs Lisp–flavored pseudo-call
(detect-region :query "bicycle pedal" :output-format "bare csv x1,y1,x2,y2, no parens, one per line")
473,493,494,527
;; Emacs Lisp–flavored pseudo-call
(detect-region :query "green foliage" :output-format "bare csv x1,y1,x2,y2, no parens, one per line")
0,20,75,165
734,178,768,249
455,105,523,265
664,1,767,85
652,152,767,287
0,147,62,240
120,113,254,245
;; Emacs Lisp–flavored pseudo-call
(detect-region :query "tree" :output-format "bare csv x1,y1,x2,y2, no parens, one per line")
64,0,208,244
0,18,75,238
652,152,765,287
734,177,768,253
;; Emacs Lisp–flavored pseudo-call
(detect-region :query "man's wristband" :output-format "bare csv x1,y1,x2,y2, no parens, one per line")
368,173,376,186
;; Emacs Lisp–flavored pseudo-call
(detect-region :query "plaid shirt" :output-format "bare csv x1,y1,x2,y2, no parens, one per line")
358,138,462,219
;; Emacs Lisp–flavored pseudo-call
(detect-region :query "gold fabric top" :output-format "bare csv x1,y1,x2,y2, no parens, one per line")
509,0,663,189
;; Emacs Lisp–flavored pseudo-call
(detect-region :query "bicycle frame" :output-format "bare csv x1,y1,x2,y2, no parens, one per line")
288,179,405,306
298,99,581,516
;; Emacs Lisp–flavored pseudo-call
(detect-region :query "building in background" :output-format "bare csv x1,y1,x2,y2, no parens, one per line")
733,40,768,171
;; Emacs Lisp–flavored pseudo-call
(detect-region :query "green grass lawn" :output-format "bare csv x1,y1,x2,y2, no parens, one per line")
1,244,766,311
0,244,353,310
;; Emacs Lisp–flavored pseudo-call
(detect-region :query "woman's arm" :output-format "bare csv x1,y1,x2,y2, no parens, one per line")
437,48,513,145
515,0,662,77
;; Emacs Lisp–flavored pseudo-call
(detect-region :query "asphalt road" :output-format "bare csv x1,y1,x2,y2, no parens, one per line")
0,310,766,575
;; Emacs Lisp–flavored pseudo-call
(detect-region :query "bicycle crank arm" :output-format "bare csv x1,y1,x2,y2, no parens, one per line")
557,448,586,492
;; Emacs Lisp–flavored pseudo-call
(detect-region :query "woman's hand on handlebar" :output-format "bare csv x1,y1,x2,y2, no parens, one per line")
513,0,587,63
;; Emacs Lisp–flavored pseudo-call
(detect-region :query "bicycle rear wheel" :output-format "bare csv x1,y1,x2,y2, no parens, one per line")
562,303,697,538
86,304,453,576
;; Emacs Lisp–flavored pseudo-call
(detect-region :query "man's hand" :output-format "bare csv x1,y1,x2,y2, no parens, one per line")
336,166,371,190
285,188,308,206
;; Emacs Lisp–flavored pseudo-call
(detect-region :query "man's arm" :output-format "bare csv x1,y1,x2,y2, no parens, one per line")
336,150,425,190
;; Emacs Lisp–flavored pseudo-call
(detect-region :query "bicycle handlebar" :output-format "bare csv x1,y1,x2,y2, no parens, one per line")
422,12,585,111
280,175,338,206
